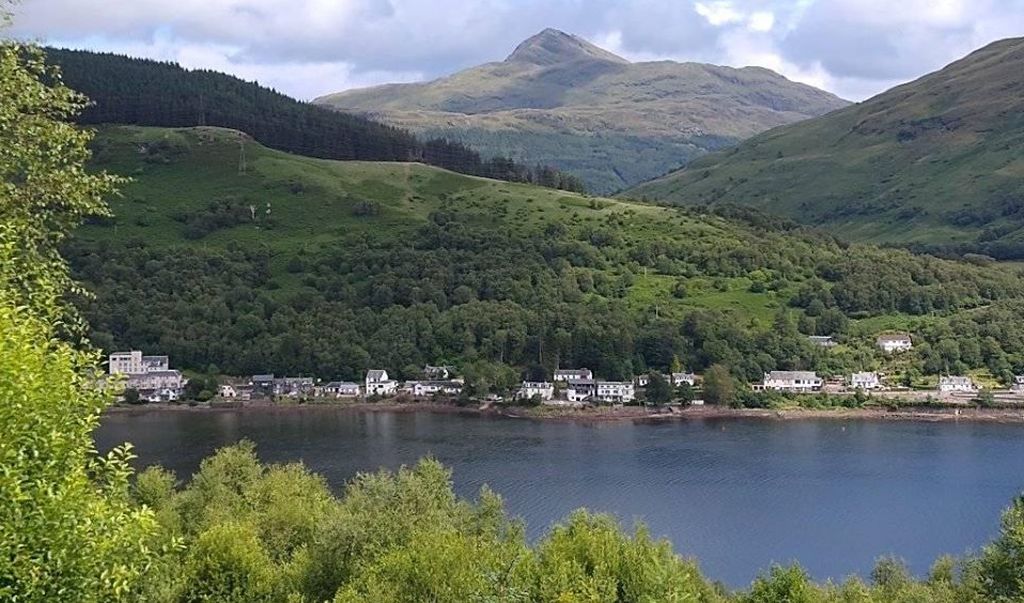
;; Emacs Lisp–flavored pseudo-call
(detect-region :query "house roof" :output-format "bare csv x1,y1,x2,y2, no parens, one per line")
556,368,591,373
877,334,912,342
325,381,359,388
366,370,388,380
940,375,972,383
766,371,819,380
252,374,275,382
851,372,878,379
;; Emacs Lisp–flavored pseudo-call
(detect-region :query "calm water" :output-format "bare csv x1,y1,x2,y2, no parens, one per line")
97,409,1024,587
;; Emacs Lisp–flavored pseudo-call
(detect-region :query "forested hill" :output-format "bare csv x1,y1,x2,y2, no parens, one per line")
69,126,1024,386
45,48,584,192
315,28,848,194
626,37,1024,258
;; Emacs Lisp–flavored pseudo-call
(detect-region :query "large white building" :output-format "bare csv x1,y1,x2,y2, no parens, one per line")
365,370,398,396
111,351,185,399
595,381,635,404
850,372,881,390
554,368,593,382
877,334,913,354
126,370,185,392
762,371,823,392
939,375,976,393
108,350,169,375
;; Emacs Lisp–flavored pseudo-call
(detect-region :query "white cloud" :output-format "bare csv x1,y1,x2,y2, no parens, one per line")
747,11,774,32
695,1,745,26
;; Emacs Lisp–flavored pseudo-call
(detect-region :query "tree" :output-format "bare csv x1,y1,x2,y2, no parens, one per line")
646,372,673,406
0,38,120,328
123,387,142,405
703,364,736,406
0,23,156,601
977,389,996,408
967,496,1024,600
743,565,817,603
677,382,696,405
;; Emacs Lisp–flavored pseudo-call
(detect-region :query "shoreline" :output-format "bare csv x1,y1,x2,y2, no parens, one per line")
104,400,1024,425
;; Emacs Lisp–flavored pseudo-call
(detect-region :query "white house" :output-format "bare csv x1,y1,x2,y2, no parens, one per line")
634,374,650,387
413,380,463,397
939,375,975,393
808,335,837,348
1013,375,1024,392
850,372,881,390
323,381,360,397
877,334,913,354
595,381,635,404
366,370,398,396
566,389,589,403
671,372,696,387
565,379,597,403
554,368,593,382
144,388,181,403
218,384,238,398
519,381,554,401
762,371,823,392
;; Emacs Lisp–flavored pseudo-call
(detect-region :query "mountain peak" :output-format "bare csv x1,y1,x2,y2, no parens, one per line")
505,28,629,66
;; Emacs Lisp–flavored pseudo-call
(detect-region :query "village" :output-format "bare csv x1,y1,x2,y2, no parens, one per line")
107,331,1024,409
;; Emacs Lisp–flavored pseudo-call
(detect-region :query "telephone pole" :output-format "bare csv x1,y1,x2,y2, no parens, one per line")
238,136,247,175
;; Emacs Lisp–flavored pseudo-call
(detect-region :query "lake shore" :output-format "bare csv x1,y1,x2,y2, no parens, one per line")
105,399,1024,424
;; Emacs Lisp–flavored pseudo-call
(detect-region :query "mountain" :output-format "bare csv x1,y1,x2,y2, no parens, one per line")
314,29,849,194
45,48,584,192
68,125,1024,384
626,37,1024,258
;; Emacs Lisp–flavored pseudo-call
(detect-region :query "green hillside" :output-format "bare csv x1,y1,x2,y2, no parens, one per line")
315,29,848,194
627,37,1024,258
45,48,583,192
69,126,1024,385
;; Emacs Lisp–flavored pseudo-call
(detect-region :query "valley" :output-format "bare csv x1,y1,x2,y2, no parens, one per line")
627,37,1024,258
70,125,1024,400
316,28,848,193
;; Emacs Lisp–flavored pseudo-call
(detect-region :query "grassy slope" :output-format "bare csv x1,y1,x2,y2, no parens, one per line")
81,126,1024,384
314,29,848,193
84,125,787,324
626,37,1024,248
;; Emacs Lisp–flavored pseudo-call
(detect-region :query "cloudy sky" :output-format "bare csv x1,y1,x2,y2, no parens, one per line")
8,0,1024,101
